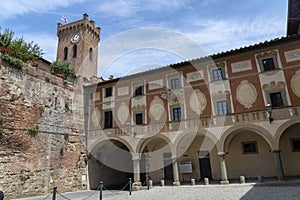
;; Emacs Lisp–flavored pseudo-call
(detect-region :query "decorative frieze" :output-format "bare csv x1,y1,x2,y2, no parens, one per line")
149,79,163,90
231,60,252,73
117,86,129,96
186,70,204,82
284,49,300,62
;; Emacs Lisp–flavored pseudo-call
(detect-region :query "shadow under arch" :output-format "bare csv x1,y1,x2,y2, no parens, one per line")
88,136,135,156
273,118,300,150
220,124,274,152
87,137,134,190
174,129,222,156
135,134,175,185
136,133,174,155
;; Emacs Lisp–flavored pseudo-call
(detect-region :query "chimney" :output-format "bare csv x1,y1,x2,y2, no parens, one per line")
83,13,89,20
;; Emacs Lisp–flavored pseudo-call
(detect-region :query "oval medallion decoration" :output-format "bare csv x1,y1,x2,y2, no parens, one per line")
291,70,300,98
150,96,165,120
189,89,207,115
117,102,129,124
236,80,257,108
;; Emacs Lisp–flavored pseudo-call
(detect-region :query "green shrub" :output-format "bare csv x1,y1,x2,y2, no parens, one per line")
64,133,69,141
1,53,24,69
27,125,39,137
0,127,3,138
65,102,69,111
45,77,50,82
50,61,75,80
0,27,13,47
38,106,45,116
60,147,64,156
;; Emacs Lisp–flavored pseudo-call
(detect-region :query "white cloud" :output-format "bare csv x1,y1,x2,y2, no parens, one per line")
0,0,86,18
99,15,286,78
185,16,285,54
93,0,190,17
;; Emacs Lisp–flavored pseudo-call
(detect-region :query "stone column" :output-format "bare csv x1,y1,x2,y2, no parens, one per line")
272,150,284,181
218,152,229,185
132,155,141,190
172,155,180,186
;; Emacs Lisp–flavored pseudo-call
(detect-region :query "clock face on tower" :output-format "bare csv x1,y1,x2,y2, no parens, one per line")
71,32,81,43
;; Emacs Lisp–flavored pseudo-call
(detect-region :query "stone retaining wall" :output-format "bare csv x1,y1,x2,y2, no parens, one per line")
0,61,87,199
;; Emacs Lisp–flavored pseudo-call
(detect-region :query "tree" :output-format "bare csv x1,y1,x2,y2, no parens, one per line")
0,27,14,47
8,37,43,63
0,27,43,69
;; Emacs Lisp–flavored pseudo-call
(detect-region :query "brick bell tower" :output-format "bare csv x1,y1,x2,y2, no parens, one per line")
56,13,100,77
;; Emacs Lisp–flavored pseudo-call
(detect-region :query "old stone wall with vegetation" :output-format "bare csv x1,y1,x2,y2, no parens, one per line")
0,59,87,199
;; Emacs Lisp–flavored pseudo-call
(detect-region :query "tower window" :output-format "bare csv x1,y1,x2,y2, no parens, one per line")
73,45,77,58
64,47,68,60
89,48,93,61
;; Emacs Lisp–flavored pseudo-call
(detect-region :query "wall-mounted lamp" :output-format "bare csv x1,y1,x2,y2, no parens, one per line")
266,103,273,123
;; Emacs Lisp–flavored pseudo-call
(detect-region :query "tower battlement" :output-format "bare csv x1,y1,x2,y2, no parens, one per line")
56,13,100,78
57,13,101,42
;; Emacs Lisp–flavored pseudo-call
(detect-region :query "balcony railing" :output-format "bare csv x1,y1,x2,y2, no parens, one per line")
87,105,300,140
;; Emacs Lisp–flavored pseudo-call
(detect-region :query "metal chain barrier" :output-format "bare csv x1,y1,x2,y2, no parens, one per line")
57,192,72,200
51,179,132,200
102,181,130,195
41,193,52,200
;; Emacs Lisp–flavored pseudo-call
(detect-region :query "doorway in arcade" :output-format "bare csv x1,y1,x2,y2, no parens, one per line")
177,133,219,182
88,140,133,190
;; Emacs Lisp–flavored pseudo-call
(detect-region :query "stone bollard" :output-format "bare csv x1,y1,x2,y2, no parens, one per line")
191,179,195,186
204,178,209,185
149,180,153,187
161,180,165,187
240,176,245,184
258,175,263,182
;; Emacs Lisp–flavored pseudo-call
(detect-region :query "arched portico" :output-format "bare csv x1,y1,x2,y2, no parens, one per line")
277,122,300,177
221,126,276,180
175,131,221,182
136,135,176,186
88,139,134,190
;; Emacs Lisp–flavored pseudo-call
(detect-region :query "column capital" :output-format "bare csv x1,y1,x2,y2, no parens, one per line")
218,152,226,157
132,153,140,161
171,155,177,160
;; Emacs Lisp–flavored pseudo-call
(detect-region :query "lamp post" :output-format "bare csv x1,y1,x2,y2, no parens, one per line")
266,104,273,123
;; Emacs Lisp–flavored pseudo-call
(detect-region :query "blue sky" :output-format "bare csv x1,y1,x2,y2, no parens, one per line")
0,0,288,78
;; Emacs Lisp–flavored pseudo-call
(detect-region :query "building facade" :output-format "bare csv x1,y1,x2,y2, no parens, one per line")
84,1,300,189
84,35,300,188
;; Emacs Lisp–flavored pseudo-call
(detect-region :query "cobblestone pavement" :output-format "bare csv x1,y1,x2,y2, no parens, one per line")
14,181,300,200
